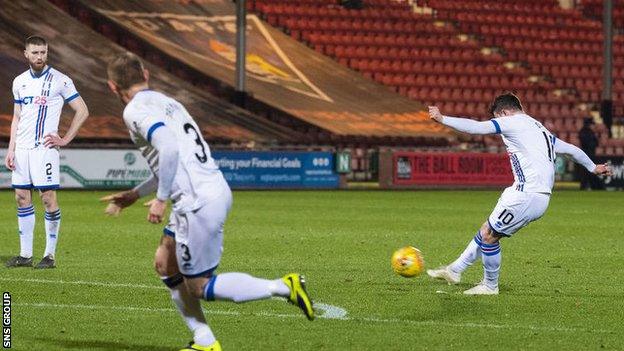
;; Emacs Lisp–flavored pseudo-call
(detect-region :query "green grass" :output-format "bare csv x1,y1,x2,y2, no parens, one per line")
1,190,623,350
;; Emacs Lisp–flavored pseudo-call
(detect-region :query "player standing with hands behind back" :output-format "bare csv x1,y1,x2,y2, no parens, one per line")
5,35,89,269
426,93,611,295
102,52,314,351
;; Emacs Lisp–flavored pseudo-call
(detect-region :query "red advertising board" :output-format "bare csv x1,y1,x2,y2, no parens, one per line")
393,152,514,187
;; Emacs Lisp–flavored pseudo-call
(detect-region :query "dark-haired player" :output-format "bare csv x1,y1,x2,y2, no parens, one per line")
427,93,611,295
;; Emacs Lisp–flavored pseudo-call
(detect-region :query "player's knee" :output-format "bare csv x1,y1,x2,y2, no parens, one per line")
15,191,31,207
481,226,499,244
154,252,178,277
39,190,57,209
154,259,178,277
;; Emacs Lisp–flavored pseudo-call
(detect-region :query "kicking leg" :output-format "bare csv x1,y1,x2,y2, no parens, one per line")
428,223,488,284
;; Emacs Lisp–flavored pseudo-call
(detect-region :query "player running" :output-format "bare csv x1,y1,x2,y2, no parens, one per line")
5,35,89,269
101,52,314,351
426,93,612,295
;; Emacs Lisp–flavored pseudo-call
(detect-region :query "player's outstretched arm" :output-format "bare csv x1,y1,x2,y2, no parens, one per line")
554,138,612,176
428,106,497,135
44,96,89,148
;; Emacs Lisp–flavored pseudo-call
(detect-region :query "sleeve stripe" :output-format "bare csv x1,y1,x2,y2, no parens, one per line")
491,120,501,134
147,122,165,143
64,93,80,103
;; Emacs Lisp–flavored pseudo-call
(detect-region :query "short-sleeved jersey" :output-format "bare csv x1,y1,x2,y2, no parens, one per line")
491,113,556,194
12,67,80,149
123,90,228,213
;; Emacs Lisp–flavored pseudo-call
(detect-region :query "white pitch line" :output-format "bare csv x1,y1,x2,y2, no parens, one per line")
14,302,612,334
2,277,615,334
0,277,166,290
354,316,614,334
2,277,347,320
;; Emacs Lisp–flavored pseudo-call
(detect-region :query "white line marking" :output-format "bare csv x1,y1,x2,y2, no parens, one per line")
14,302,612,334
315,303,348,320
0,277,166,290
2,277,346,320
3,278,614,333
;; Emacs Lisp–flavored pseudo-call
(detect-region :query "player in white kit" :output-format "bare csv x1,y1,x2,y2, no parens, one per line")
101,53,314,351
4,36,89,269
426,93,612,295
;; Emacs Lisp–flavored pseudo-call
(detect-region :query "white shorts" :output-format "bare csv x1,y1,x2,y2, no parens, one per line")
167,188,233,278
12,147,60,191
487,187,550,236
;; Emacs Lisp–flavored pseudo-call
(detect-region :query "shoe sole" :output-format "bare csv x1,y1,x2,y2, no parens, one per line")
6,261,33,268
464,292,499,295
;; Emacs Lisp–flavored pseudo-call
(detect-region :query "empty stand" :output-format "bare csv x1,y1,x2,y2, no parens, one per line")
251,0,622,152
49,0,452,146
1,0,305,147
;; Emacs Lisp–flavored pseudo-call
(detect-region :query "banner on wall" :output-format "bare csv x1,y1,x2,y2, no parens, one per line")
391,152,514,187
0,149,151,189
0,149,340,189
212,151,339,188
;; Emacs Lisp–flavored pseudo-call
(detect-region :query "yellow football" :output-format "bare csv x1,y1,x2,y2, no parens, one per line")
391,246,424,277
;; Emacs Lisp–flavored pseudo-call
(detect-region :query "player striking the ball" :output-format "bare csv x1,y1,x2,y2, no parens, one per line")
427,93,612,295
102,52,314,350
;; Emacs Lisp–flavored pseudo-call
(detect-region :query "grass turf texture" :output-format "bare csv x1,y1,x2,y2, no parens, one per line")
0,190,623,350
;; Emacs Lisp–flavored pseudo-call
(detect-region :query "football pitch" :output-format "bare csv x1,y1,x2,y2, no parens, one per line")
1,190,623,350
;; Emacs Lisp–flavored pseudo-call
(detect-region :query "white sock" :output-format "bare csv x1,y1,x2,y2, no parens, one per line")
481,242,501,289
449,231,482,273
44,209,61,257
17,205,35,258
204,272,289,302
164,275,216,346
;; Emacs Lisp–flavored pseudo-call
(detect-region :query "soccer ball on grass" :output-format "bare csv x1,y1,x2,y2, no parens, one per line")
391,246,424,277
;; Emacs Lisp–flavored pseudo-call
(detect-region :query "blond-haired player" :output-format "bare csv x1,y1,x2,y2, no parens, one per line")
101,52,314,351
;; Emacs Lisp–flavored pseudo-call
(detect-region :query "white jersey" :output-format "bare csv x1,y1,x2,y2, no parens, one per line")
491,113,556,194
12,67,80,149
123,90,228,213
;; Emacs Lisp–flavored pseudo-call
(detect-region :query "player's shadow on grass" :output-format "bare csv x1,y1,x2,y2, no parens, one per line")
33,337,173,351
0,255,15,265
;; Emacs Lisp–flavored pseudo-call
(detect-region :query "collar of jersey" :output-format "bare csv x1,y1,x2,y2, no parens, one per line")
30,66,51,79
